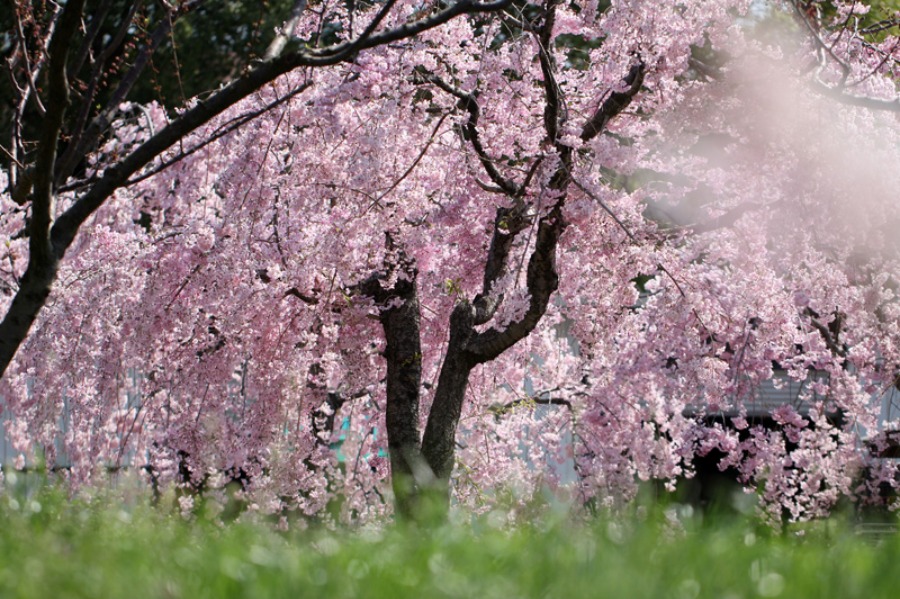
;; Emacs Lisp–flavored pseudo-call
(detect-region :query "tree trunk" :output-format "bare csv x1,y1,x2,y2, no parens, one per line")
421,302,477,494
380,281,426,518
0,259,59,379
358,247,433,519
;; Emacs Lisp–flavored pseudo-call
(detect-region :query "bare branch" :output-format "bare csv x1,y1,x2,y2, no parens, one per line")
787,0,900,107
790,0,851,86
12,6,49,116
69,0,124,79
61,1,145,184
860,17,900,36
55,2,205,185
302,0,513,65
7,5,62,200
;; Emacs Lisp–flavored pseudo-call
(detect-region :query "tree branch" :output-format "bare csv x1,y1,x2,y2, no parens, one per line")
472,202,532,325
68,0,121,78
263,0,309,61
302,0,513,64
809,79,900,111
31,0,85,265
489,394,573,417
466,203,564,362
421,300,477,481
58,0,146,184
55,2,203,185
579,62,645,142
806,309,847,358
536,0,564,145
416,71,519,195
123,81,314,187
466,51,645,359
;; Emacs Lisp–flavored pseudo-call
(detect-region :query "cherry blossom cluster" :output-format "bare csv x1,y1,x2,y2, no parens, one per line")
2,0,899,523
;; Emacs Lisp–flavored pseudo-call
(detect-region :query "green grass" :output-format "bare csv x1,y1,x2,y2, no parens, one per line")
0,477,899,598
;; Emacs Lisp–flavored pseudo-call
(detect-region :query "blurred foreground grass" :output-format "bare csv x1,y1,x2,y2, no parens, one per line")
0,476,899,598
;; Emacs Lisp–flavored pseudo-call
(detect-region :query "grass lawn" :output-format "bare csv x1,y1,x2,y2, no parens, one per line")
1,476,899,598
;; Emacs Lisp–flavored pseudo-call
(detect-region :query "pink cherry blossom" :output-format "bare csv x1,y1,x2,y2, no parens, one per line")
2,1,900,523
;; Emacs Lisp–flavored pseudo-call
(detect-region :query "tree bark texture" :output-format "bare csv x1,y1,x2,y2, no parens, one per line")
359,248,427,519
